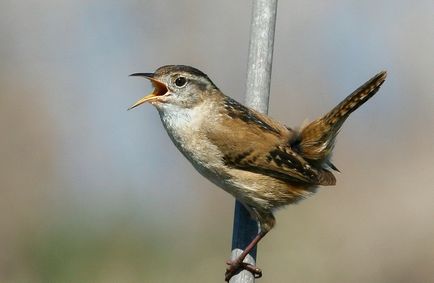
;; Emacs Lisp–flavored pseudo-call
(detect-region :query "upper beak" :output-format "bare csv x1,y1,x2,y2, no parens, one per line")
128,73,168,110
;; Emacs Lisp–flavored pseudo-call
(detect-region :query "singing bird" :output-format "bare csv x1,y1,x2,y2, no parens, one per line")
129,65,387,280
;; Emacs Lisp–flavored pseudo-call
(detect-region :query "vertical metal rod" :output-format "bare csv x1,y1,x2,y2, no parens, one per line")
229,0,278,282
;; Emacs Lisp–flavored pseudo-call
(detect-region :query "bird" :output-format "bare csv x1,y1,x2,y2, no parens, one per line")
129,65,387,281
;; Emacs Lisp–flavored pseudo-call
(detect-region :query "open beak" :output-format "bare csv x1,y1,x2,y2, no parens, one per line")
128,73,168,110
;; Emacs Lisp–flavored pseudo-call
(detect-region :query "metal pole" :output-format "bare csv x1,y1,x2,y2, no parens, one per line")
229,0,278,282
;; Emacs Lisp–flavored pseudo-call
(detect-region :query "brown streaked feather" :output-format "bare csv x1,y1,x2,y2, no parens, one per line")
206,96,336,186
297,71,387,162
223,97,282,135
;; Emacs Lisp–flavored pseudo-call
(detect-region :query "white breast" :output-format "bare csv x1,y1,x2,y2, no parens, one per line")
157,102,227,182
155,101,270,207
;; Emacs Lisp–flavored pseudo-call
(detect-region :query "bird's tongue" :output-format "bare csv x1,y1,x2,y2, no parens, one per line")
151,80,168,96
128,80,168,110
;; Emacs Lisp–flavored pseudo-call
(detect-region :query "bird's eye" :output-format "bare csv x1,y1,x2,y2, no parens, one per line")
174,76,187,87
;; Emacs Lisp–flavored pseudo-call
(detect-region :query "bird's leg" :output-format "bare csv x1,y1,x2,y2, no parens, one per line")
225,230,268,281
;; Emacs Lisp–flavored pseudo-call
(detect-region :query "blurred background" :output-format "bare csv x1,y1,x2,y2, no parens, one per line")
1,0,433,282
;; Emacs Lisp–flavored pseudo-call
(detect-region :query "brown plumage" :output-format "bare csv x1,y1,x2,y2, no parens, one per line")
297,71,387,162
129,65,387,280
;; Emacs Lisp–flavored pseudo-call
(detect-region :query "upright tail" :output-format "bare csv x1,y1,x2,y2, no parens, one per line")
296,71,387,164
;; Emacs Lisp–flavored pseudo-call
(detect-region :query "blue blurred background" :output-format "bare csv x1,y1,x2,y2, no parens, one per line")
1,0,433,282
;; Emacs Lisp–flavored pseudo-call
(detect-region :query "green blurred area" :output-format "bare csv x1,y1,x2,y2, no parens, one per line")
18,209,218,282
1,0,433,282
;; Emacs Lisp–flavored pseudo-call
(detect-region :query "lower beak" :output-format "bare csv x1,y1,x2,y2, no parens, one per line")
129,73,168,110
128,93,158,110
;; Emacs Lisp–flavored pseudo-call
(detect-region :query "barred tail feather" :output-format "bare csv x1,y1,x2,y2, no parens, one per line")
297,71,387,163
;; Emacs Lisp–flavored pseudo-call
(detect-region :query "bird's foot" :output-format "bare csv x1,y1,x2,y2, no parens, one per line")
225,259,262,281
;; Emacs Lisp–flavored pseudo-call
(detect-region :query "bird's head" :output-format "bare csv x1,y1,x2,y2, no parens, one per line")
129,65,218,110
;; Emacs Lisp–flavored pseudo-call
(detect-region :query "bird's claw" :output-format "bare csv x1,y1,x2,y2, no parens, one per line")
225,260,262,281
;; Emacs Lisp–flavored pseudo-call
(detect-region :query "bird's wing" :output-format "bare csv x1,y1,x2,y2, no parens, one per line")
206,97,335,186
